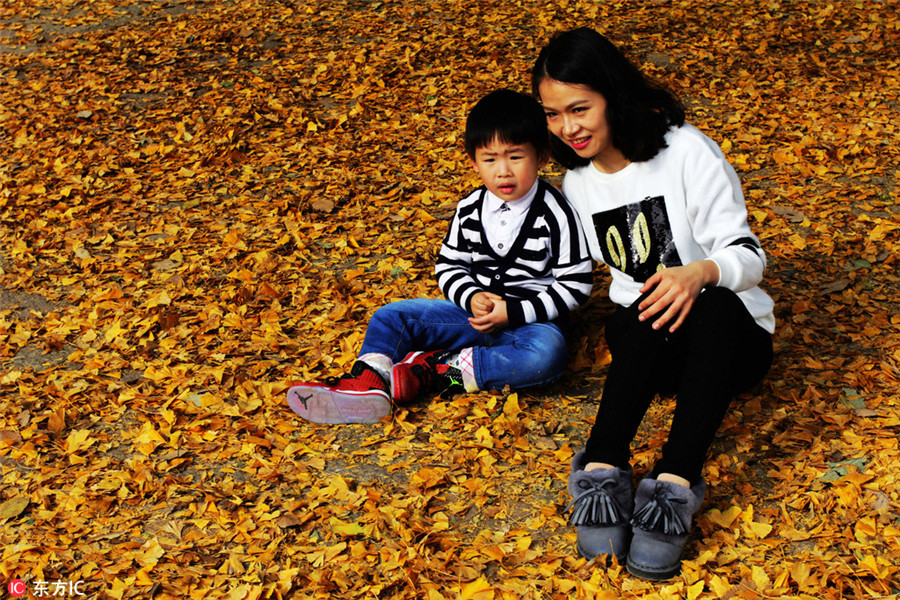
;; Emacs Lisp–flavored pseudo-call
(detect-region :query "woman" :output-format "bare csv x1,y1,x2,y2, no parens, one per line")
532,27,774,580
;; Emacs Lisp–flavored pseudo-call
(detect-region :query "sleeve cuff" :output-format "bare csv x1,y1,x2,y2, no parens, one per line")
505,299,526,327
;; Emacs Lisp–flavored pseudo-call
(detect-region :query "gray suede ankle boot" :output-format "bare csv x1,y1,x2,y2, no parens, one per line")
626,477,707,580
567,451,634,562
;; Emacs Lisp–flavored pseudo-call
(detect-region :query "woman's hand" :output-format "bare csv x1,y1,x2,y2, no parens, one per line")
469,296,509,333
638,260,720,333
470,291,503,318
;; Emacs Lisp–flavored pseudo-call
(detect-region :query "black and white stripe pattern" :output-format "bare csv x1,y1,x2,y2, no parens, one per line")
435,180,593,327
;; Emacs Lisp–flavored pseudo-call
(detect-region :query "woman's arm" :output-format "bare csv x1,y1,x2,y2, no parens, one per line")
641,127,766,332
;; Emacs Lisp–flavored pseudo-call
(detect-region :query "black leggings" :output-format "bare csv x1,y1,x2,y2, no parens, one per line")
582,287,773,484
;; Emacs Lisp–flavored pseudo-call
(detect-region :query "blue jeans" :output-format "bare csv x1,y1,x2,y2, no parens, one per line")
359,298,568,391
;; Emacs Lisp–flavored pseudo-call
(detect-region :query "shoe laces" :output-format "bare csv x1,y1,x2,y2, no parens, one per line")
323,370,359,387
567,477,626,527
408,363,434,387
631,481,689,536
325,361,386,390
434,364,464,399
324,373,350,386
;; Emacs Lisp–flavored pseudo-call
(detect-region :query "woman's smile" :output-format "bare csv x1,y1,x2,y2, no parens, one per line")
569,136,592,150
538,78,629,173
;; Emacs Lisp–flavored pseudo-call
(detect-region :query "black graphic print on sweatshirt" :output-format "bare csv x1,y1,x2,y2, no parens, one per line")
590,196,683,282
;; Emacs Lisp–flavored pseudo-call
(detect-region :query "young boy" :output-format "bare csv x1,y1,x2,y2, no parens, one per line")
287,89,593,424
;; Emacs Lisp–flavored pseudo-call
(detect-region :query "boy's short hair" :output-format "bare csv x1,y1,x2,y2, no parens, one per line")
464,89,549,159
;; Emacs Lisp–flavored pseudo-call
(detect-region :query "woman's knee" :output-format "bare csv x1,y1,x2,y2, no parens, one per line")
605,304,667,356
688,287,754,335
692,287,742,317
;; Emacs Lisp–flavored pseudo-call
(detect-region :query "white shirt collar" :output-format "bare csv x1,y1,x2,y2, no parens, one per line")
484,179,539,215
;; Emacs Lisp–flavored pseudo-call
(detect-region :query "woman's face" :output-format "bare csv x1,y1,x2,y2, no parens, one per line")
538,78,623,171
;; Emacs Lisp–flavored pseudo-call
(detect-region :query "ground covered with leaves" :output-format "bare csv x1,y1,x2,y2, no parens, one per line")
1,1,898,598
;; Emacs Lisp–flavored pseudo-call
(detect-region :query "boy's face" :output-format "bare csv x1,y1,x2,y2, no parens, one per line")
470,138,546,202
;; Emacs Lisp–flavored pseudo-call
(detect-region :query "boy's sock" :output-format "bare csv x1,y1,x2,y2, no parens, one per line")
358,352,392,383
441,348,478,393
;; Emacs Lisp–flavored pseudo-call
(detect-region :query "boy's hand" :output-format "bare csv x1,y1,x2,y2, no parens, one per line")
470,291,503,318
469,297,508,333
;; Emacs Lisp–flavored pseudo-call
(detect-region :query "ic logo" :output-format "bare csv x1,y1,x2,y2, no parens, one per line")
8,579,27,597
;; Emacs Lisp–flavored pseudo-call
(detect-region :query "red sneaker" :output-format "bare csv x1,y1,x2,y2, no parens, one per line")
391,350,466,403
391,351,442,404
287,361,390,424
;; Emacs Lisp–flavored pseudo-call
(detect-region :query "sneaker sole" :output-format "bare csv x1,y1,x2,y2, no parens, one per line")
287,384,390,424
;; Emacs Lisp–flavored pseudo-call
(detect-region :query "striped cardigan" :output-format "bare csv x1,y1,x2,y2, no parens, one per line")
435,179,593,327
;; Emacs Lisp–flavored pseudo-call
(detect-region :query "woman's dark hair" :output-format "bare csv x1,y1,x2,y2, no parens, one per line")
531,27,685,169
464,88,550,160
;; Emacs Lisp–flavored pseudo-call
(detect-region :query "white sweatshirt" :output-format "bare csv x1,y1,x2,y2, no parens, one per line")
562,123,775,333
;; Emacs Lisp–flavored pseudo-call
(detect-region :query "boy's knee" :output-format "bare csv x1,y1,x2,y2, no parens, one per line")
516,328,568,374
502,352,566,388
371,299,421,321
368,302,397,325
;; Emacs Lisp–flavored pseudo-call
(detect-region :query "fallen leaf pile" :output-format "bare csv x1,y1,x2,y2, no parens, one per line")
1,1,898,598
